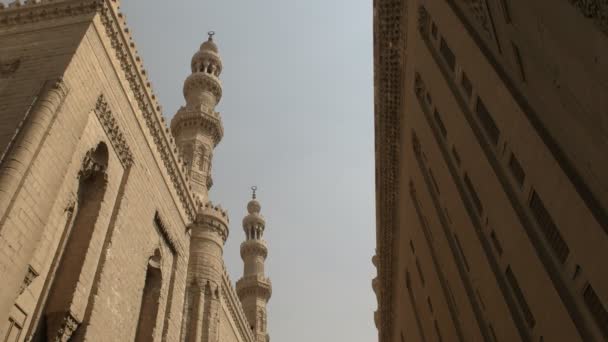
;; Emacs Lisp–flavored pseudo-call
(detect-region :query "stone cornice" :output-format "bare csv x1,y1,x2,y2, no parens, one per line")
221,268,256,342
373,0,406,341
96,1,197,221
0,0,198,222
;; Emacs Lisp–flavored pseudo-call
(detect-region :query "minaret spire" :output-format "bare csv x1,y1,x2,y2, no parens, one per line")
236,187,272,342
171,30,224,202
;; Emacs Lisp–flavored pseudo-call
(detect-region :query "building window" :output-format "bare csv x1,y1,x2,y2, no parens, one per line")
461,72,473,99
506,266,536,328
439,37,456,72
490,230,504,255
431,22,438,38
512,42,526,82
427,297,434,313
499,0,512,23
508,153,525,188
135,250,163,342
529,190,570,263
426,92,433,105
489,324,498,342
475,97,500,146
429,169,441,194
415,258,425,286
452,146,461,166
583,283,608,338
434,109,448,138
454,234,471,271
434,320,443,342
410,240,415,254
464,173,484,214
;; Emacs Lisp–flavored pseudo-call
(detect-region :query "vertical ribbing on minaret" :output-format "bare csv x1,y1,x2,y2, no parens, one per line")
236,187,272,342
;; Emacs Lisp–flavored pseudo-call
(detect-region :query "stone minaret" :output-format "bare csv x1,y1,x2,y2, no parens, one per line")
173,33,228,342
171,31,224,202
236,187,272,342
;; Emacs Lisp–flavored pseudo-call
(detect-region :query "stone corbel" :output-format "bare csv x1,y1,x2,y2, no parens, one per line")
53,311,80,342
78,149,108,181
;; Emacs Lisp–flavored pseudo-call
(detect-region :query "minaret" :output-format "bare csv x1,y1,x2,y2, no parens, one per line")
174,33,228,342
171,31,224,202
236,187,272,342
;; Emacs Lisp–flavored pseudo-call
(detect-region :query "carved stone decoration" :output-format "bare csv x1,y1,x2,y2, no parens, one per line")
18,265,39,295
53,312,80,342
373,0,406,341
78,148,108,181
0,57,20,77
94,95,134,168
570,0,608,34
414,71,425,99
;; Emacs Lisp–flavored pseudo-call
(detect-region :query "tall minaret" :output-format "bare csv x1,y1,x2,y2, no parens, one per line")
174,33,228,342
171,31,224,202
236,187,272,342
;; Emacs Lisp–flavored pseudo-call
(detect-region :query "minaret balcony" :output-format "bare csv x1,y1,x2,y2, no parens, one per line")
235,275,272,301
170,106,224,147
190,201,230,242
183,72,222,103
240,240,268,259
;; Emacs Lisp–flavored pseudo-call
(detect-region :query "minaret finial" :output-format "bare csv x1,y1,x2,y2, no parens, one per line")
207,30,215,41
251,186,257,199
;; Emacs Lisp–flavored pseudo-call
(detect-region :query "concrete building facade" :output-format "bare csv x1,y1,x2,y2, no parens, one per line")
373,1,608,342
0,1,270,341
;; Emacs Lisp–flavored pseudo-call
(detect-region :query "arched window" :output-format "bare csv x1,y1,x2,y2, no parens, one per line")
134,249,163,342
33,142,109,341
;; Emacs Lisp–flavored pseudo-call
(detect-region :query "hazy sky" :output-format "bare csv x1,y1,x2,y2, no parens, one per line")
121,1,376,341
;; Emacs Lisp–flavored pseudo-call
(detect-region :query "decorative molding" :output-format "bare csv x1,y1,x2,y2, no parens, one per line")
373,0,406,340
0,0,102,26
18,265,39,295
53,311,80,342
463,0,494,39
78,147,108,181
569,0,608,34
94,95,134,168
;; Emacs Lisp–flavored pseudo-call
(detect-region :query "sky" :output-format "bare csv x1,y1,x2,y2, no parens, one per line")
121,1,376,341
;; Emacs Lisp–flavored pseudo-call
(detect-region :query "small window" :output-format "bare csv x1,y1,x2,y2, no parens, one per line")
512,42,526,82
434,109,448,138
500,0,512,23
426,92,433,104
464,173,484,214
489,324,498,342
452,146,461,166
583,283,608,338
439,37,456,72
508,153,525,188
506,266,535,328
434,320,443,342
454,234,471,271
476,289,486,310
461,72,473,99
427,297,434,313
490,230,504,255
475,98,500,146
429,169,441,194
529,190,569,263
415,258,425,286
410,240,415,254
431,22,438,38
